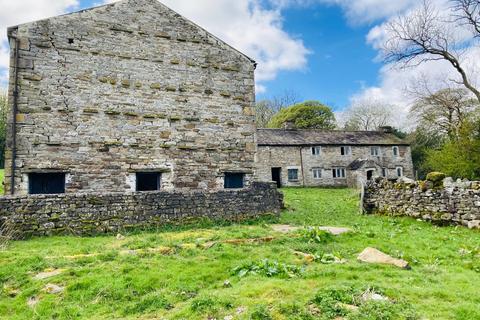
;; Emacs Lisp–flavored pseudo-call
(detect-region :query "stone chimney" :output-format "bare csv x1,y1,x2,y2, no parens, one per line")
283,121,296,130
378,126,393,133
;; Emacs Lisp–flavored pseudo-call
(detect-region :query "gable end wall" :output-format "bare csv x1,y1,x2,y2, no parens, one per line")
4,0,256,195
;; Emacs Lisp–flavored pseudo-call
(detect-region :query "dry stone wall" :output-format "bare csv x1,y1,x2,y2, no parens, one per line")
364,178,480,229
0,182,283,238
4,0,256,195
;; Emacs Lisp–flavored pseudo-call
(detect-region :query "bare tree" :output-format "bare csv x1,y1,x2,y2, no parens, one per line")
342,99,396,131
383,0,480,103
255,90,302,128
452,0,480,37
410,87,478,139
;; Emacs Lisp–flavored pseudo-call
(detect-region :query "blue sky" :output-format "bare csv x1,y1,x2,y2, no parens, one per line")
256,4,380,109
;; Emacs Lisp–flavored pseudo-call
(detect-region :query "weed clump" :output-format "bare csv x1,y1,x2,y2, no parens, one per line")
302,227,334,244
232,259,304,278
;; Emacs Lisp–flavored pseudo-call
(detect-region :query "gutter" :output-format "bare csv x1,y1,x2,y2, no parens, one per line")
299,147,305,186
8,28,19,195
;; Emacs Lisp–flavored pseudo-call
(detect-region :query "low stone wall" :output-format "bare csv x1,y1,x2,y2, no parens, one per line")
0,182,283,238
364,178,480,229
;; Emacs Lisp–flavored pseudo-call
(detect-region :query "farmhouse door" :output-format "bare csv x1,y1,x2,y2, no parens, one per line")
271,167,282,188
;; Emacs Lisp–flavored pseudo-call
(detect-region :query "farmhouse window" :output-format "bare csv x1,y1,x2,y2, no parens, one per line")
396,167,404,177
312,168,322,179
371,146,380,156
382,168,388,177
288,169,299,181
29,173,66,195
392,146,399,157
332,168,346,179
340,146,352,156
311,146,321,156
136,172,161,191
224,173,245,189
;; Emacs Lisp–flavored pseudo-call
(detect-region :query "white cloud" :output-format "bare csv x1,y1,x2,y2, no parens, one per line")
0,0,310,92
157,0,310,83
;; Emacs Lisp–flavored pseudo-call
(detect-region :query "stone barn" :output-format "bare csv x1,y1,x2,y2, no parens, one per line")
256,126,414,188
3,0,258,196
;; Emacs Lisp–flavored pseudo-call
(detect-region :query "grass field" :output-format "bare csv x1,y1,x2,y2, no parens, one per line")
0,188,479,319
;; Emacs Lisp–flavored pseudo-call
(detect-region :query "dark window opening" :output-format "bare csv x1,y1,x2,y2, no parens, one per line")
224,173,245,189
68,38,74,44
136,172,161,191
29,173,66,195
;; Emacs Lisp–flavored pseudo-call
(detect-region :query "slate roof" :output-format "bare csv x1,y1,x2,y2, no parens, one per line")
257,129,409,146
347,159,380,170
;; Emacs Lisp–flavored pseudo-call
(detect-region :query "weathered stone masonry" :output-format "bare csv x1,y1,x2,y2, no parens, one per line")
4,0,257,195
0,182,283,238
364,179,480,229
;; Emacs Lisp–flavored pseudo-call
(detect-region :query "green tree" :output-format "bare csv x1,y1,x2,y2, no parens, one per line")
408,128,445,179
425,120,480,180
0,92,7,169
267,101,336,129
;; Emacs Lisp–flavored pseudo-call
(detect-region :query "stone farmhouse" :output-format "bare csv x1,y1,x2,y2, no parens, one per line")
256,127,414,187
4,0,258,196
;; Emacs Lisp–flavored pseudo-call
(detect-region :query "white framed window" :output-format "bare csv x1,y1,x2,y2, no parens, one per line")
396,167,404,177
340,146,352,156
332,168,346,179
382,168,388,177
371,146,380,156
312,168,322,179
311,146,321,156
288,168,299,181
392,146,399,157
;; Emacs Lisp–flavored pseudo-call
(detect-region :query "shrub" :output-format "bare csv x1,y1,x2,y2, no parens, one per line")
425,172,446,184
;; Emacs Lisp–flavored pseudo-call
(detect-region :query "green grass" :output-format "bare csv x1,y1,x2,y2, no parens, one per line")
0,188,479,319
0,169,4,194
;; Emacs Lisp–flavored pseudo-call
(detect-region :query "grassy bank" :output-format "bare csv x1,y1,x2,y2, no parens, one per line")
0,188,479,319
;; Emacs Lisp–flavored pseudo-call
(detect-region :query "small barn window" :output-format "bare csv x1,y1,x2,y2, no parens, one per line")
288,169,299,181
311,146,321,156
332,168,346,179
68,38,74,44
312,168,322,179
29,173,66,195
371,146,380,156
341,146,351,156
224,173,245,189
136,172,161,191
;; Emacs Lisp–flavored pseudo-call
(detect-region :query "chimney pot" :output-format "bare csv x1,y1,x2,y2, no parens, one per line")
283,121,296,130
